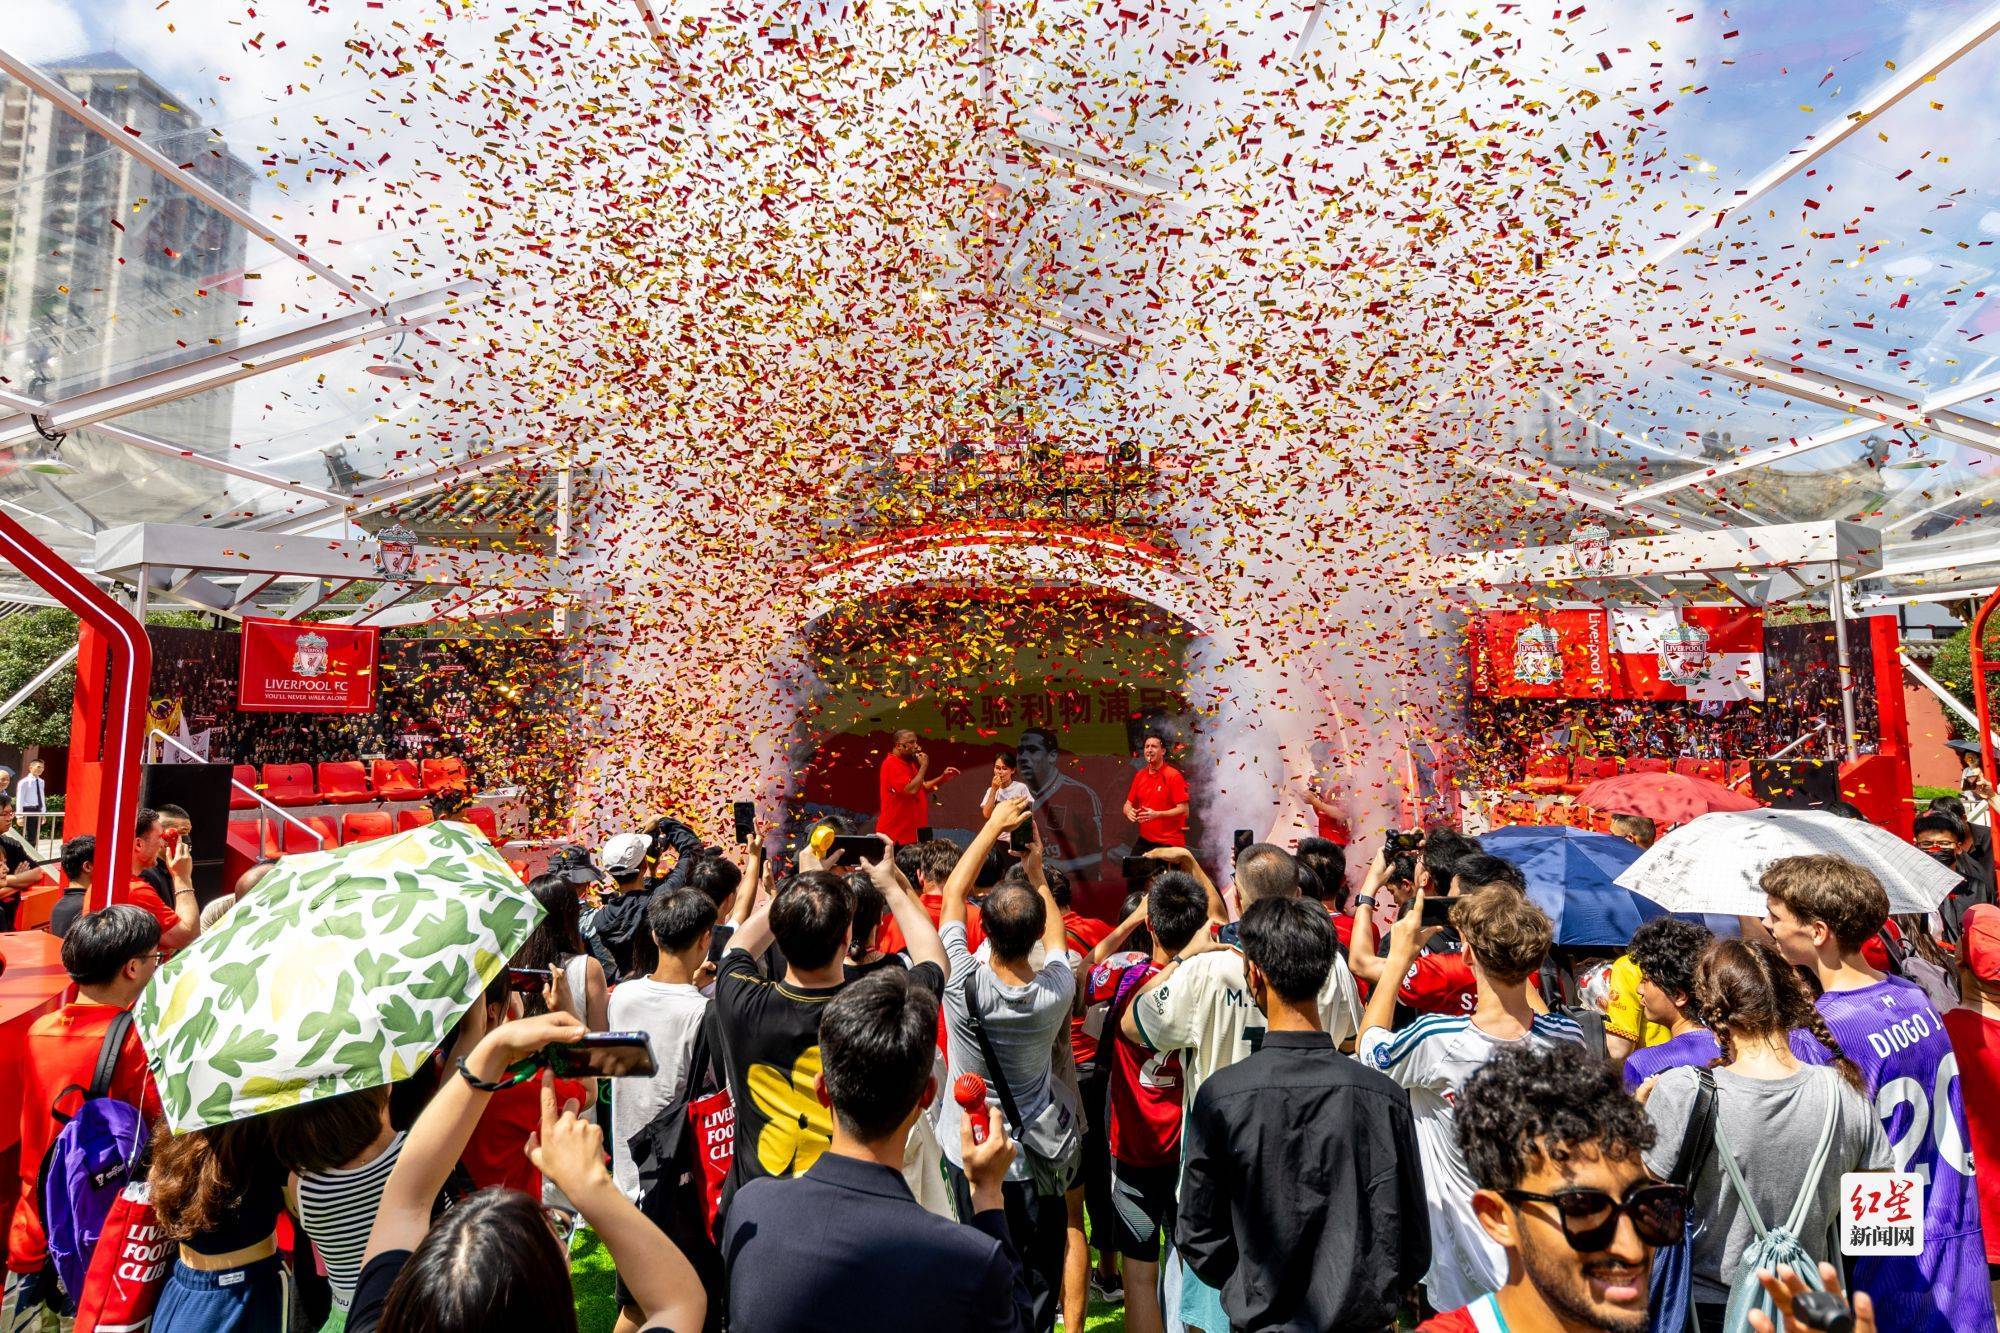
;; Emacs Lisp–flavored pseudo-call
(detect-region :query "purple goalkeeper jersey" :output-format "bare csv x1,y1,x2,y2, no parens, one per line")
1811,977,1994,1332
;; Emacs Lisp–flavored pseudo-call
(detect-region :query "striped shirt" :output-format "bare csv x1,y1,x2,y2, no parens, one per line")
297,1132,406,1311
1357,1012,1584,1311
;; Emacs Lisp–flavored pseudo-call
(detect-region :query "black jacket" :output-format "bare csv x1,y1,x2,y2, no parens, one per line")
721,1153,1030,1333
1177,1029,1431,1332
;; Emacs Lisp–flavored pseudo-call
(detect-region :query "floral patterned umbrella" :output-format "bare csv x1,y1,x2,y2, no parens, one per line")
136,821,541,1132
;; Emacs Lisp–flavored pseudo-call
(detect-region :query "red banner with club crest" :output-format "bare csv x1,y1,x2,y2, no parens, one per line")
236,618,380,714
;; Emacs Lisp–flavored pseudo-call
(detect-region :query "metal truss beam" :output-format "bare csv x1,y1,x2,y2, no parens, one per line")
250,440,553,535
0,388,349,505
1435,519,1882,600
1619,360,2000,505
96,521,565,593
1643,2,2000,266
0,45,378,308
1465,459,1706,533
0,283,480,450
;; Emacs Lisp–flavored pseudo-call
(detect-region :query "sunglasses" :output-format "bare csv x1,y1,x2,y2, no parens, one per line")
1502,1183,1689,1251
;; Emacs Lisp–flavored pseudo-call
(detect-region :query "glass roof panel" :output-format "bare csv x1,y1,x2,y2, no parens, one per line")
0,66,349,408
1629,0,1994,231
1657,22,2000,404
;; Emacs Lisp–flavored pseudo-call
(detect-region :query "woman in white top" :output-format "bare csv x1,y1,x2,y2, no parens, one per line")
981,751,1035,820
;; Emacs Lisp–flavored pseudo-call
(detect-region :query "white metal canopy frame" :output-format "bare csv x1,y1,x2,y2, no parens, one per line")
0,39,551,617
4,4,2000,615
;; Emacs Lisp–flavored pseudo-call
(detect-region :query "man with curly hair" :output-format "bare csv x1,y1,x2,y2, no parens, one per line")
1615,917,1714,1093
1419,1044,1674,1333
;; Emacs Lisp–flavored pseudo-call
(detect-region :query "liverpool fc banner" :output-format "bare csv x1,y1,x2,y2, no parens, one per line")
236,618,380,714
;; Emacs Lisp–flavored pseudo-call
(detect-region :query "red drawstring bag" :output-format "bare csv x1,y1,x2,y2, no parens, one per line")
72,1181,171,1333
688,1087,734,1240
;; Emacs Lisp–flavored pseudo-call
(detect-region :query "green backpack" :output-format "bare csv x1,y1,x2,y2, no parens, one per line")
1711,1068,1843,1333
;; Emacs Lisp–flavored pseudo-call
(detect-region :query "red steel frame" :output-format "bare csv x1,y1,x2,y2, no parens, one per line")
1973,588,2000,887
0,513,151,910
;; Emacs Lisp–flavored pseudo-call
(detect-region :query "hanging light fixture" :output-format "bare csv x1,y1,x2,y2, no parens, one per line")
365,330,423,380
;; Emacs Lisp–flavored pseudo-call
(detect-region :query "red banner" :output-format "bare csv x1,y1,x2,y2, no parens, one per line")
236,618,379,714
1471,610,1612,698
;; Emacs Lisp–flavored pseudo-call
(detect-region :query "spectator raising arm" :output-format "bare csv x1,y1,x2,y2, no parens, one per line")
159,836,201,950
1357,893,1439,1044
1086,899,1149,969
870,837,947,975
529,1077,706,1333
1345,851,1397,987
941,796,1031,926
1143,846,1227,925
1019,836,1066,962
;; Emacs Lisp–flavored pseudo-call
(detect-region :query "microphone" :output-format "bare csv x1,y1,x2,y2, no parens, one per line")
953,1073,990,1145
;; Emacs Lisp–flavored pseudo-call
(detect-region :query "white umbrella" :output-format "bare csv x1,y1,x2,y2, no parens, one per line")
1613,808,1959,918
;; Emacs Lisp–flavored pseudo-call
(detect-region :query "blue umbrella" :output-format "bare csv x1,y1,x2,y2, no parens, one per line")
1477,825,1666,947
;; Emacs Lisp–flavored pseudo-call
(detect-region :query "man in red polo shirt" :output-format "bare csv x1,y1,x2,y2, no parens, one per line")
876,730,958,847
4,906,163,1325
126,807,200,951
1122,735,1189,853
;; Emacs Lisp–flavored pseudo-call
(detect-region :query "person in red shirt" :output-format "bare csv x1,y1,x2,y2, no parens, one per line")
876,730,958,847
126,807,200,951
1122,735,1189,852
1944,903,2000,1317
1347,830,1501,1018
4,905,164,1323
876,839,983,956
454,975,588,1201
1081,870,1208,1333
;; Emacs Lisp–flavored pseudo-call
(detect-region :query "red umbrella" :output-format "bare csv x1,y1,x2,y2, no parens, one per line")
1576,771,1763,827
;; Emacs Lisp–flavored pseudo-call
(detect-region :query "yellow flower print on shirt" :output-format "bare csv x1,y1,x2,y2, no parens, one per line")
747,1044,832,1178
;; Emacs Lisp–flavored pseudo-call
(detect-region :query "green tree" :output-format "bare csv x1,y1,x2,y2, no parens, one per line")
0,608,80,746
0,607,216,746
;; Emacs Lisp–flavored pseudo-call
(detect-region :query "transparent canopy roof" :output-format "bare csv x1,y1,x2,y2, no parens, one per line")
2,0,2000,619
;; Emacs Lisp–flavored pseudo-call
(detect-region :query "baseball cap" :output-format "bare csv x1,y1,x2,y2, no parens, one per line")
600,833,651,878
1962,904,2000,986
546,845,601,887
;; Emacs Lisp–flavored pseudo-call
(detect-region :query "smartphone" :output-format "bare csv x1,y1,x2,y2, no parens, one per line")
1384,830,1424,856
1420,896,1455,929
1121,855,1159,880
917,826,935,844
507,966,554,994
1232,828,1253,857
830,834,888,866
543,1032,658,1079
732,800,755,845
164,828,183,855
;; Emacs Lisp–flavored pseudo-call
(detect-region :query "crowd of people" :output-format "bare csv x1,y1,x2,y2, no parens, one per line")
2,734,2000,1333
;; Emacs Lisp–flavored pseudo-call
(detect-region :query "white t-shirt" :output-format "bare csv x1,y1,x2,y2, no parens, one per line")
606,978,710,1200
1357,1012,1586,1310
982,779,1035,815
1128,946,1361,1123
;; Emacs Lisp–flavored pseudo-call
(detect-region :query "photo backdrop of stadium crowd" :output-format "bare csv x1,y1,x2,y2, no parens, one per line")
1465,617,1881,786
137,626,575,823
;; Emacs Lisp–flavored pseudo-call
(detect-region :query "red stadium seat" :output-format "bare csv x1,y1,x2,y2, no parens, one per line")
1521,754,1570,795
397,807,436,833
230,765,259,810
1625,757,1673,775
283,816,340,856
1563,755,1620,795
420,756,470,796
261,763,319,807
229,818,276,861
317,761,372,804
371,759,425,802
1675,757,1727,784
342,811,394,843
459,805,499,841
